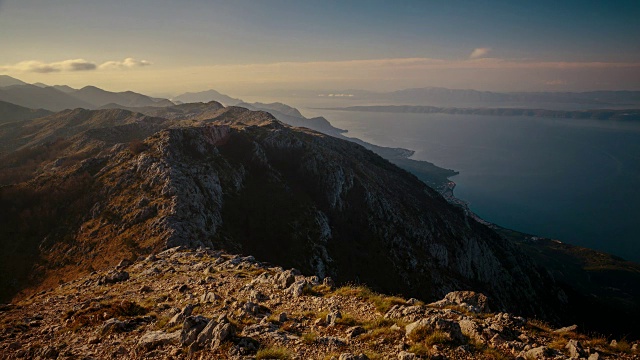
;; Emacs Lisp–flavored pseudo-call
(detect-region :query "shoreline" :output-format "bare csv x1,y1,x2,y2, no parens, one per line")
438,179,492,227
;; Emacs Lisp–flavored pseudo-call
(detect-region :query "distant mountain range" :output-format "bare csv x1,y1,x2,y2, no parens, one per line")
0,76,174,111
321,105,640,121
265,87,640,109
172,89,243,106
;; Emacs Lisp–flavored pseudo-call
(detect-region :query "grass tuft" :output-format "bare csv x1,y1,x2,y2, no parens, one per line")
255,346,292,360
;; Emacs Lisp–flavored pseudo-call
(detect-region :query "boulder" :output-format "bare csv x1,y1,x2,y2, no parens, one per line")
338,354,369,360
397,351,417,360
429,291,490,313
286,280,309,297
458,319,485,344
565,339,585,358
322,277,335,288
522,346,554,359
346,326,365,339
274,269,296,289
180,315,209,346
554,324,578,333
326,310,342,327
138,331,180,350
200,292,219,303
167,304,195,328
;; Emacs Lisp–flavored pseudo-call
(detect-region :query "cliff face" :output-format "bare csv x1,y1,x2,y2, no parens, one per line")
0,106,563,322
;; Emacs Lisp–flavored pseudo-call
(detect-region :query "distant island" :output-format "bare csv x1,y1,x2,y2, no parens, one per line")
319,105,640,121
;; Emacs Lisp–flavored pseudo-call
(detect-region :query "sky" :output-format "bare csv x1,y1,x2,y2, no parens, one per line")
1,0,639,96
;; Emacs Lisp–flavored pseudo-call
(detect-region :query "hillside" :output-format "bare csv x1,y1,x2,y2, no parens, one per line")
0,85,95,111
0,104,638,344
1,248,637,359
71,86,174,108
0,101,52,124
0,107,558,312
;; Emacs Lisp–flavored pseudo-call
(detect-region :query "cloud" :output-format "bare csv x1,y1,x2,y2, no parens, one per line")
470,48,491,59
98,58,152,70
0,59,97,73
0,57,151,73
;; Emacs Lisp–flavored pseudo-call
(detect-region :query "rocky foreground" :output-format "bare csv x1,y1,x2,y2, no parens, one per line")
1,248,636,360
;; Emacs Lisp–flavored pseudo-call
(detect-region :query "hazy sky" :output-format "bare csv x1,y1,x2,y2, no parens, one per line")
1,0,639,96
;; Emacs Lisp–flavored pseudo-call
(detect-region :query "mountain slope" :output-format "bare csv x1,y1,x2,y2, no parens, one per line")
1,105,638,338
0,75,28,87
0,84,95,111
0,107,562,319
1,248,636,359
173,89,243,106
0,108,171,154
71,86,174,108
0,100,52,124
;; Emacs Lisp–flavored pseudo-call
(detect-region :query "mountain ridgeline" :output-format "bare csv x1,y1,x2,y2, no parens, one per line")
2,101,639,339
0,105,553,312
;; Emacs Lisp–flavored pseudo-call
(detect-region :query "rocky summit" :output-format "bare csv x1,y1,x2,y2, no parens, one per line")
1,248,637,360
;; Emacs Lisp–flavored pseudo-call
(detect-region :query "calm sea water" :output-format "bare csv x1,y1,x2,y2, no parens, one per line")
306,109,640,262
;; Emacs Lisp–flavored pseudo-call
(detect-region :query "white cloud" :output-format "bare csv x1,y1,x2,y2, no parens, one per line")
470,48,491,59
98,58,152,70
0,59,96,73
0,58,152,73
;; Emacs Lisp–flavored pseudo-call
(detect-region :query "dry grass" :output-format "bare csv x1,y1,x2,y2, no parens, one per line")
408,342,432,356
304,284,333,296
255,346,291,360
609,339,632,354
331,285,408,313
526,319,553,334
548,337,569,351
408,327,451,347
363,316,400,330
358,326,401,342
335,313,361,326
301,331,318,344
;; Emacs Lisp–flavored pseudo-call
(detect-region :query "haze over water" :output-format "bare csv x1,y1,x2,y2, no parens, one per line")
308,109,640,262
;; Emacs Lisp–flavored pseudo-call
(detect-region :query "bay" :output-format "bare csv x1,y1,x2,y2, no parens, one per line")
307,109,640,262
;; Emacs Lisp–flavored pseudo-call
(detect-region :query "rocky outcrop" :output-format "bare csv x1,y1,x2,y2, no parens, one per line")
0,249,635,359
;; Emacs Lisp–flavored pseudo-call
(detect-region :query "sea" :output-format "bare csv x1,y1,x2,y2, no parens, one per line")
296,107,640,263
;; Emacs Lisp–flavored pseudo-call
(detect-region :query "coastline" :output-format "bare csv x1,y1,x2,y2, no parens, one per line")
438,178,492,227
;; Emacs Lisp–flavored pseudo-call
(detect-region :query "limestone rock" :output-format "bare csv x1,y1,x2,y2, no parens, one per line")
397,351,417,360
286,279,309,297
138,331,180,350
180,315,209,346
429,291,490,313
346,326,365,339
565,339,585,358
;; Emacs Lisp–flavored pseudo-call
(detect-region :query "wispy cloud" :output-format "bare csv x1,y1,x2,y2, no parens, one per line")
470,48,491,59
98,58,152,70
0,59,97,73
0,58,151,73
